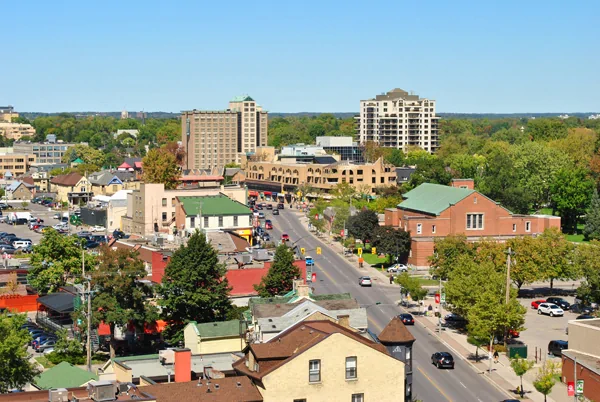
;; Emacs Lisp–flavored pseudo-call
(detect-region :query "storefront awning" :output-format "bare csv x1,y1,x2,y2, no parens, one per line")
248,191,259,197
263,191,272,196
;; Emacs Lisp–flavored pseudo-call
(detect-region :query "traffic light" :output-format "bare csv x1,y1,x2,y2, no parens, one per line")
316,247,322,255
300,247,306,255
371,247,377,255
357,247,363,256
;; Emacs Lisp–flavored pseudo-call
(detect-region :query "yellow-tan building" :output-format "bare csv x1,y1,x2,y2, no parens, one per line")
0,106,18,123
88,170,140,196
234,320,408,402
0,152,36,176
0,122,36,140
243,146,397,195
184,320,247,355
50,172,93,205
181,95,268,170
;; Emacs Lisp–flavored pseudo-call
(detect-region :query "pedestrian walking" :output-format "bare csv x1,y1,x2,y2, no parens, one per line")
493,350,499,364
389,275,394,284
427,304,433,316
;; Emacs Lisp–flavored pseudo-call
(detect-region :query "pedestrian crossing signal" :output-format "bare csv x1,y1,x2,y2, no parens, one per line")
316,247,322,255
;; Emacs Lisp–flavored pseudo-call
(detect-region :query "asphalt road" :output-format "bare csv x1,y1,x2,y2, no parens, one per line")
263,207,508,402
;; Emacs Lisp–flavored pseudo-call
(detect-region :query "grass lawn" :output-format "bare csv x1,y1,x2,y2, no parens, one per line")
35,356,55,369
566,233,586,242
360,253,389,266
415,278,440,286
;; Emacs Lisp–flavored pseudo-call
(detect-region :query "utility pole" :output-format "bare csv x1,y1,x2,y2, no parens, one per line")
86,279,92,372
504,247,514,348
573,356,577,402
438,275,442,334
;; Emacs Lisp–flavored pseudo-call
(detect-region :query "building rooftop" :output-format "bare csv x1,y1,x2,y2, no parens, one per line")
142,376,263,402
177,194,251,217
34,361,98,390
230,95,255,103
377,316,416,344
398,183,475,216
250,296,358,319
50,172,84,186
191,320,247,339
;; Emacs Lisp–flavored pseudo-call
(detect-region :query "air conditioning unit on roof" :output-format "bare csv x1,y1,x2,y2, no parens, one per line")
48,388,68,402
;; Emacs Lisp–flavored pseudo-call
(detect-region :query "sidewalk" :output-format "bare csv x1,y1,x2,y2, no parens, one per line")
300,213,570,402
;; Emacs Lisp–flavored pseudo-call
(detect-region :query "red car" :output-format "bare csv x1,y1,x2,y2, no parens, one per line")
281,233,290,242
531,299,546,309
265,222,273,230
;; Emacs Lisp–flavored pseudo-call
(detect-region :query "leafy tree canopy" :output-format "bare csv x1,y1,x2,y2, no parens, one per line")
0,312,39,393
254,244,301,297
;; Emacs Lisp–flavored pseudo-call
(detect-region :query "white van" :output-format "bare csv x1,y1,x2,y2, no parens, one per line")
13,240,32,249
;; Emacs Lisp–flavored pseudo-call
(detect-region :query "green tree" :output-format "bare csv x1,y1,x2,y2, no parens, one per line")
583,188,600,241
28,230,92,294
526,118,568,141
332,182,356,203
254,244,301,297
573,241,600,305
537,228,578,289
89,247,159,357
0,312,39,393
347,209,379,243
549,168,594,233
142,146,180,189
395,273,427,305
159,231,232,344
61,144,105,166
510,355,535,398
507,236,544,289
46,328,85,365
533,360,560,402
429,234,473,280
371,226,411,262
406,157,452,189
385,149,406,166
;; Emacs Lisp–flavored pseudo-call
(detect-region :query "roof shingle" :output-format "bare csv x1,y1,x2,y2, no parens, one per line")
34,361,97,390
377,316,415,344
50,172,83,186
398,183,474,216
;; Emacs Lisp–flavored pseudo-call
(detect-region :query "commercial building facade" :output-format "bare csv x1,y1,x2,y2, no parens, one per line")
0,153,36,176
121,183,247,237
356,88,440,153
384,179,561,267
0,122,36,140
243,147,397,195
182,95,268,170
50,172,93,205
562,319,600,401
13,141,79,165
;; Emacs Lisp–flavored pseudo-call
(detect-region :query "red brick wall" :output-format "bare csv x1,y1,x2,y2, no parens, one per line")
409,240,435,267
562,355,600,401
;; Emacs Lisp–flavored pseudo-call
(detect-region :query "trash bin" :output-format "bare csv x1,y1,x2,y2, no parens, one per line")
507,344,528,359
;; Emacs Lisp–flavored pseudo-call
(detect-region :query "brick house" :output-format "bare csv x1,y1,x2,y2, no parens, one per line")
385,179,561,267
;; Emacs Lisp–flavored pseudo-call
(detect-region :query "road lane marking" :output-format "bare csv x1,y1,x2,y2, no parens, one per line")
459,381,466,388
315,264,338,285
417,367,453,402
368,317,383,332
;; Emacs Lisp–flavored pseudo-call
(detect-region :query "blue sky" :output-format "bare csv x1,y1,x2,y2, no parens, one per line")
3,0,599,113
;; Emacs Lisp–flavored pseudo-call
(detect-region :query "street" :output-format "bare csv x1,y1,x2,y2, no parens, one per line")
264,206,508,402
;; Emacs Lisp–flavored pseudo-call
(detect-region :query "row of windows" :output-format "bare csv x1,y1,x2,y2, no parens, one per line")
187,216,239,227
309,357,357,382
414,217,532,234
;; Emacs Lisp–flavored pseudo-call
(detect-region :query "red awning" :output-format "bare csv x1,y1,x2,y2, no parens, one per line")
264,191,272,196
98,322,111,336
248,191,259,197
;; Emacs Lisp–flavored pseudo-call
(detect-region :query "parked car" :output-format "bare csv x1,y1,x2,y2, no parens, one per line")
256,204,263,210
90,225,106,232
277,203,284,209
272,209,279,215
576,314,595,320
77,231,93,238
545,297,571,310
266,204,273,210
36,339,57,353
358,276,372,287
91,235,107,244
387,264,408,273
113,230,126,239
258,212,265,219
443,313,468,328
530,299,546,309
570,303,593,314
548,340,568,357
13,240,32,249
53,224,67,230
431,352,455,369
538,303,564,317
53,213,61,219
261,233,271,242
21,245,33,254
281,233,290,242
15,218,28,225
0,245,16,254
265,220,273,229
0,203,12,210
33,335,56,350
398,313,414,325
84,240,100,250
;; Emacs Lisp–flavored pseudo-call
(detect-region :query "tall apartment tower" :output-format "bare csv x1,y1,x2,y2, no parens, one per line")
356,88,440,153
182,95,268,170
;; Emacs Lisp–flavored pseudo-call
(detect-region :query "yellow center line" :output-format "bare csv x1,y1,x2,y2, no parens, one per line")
417,367,453,402
367,316,383,332
314,263,338,286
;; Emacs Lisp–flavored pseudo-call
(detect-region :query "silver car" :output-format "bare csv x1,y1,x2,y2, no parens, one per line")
538,303,564,317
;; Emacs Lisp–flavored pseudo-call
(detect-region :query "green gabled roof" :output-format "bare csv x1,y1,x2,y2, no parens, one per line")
192,320,247,338
398,183,475,216
72,157,84,164
34,361,98,390
178,194,251,217
230,95,254,102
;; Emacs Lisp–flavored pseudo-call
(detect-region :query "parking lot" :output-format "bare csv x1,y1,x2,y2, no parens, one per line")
517,293,580,362
0,202,67,245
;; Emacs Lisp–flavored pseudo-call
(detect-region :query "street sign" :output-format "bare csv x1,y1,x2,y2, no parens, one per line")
312,272,316,282
441,293,446,303
567,382,575,396
435,293,440,304
340,229,345,237
576,379,583,395
316,247,322,255
371,247,376,255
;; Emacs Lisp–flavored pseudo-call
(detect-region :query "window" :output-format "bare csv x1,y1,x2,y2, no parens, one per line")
432,225,436,234
352,394,364,402
190,217,195,228
203,216,209,227
171,198,175,207
466,213,484,230
513,223,517,232
162,198,167,207
526,221,531,232
416,223,422,234
293,400,307,402
162,212,167,221
233,216,238,226
309,360,320,382
473,196,477,204
218,216,224,226
345,357,357,379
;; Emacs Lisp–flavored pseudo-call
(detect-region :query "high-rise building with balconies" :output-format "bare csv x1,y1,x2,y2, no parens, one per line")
182,95,268,170
356,88,440,153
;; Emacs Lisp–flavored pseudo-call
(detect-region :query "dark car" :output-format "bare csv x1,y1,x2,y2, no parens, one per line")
570,303,593,315
90,235,107,244
266,204,273,210
576,314,595,320
262,233,271,242
277,203,284,209
548,340,568,357
546,297,570,310
431,352,454,369
113,230,126,239
272,209,279,215
15,218,28,225
84,241,100,250
398,313,414,325
443,313,468,328
256,204,263,210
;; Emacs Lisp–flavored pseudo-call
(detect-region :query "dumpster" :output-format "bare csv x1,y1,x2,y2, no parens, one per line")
507,344,528,359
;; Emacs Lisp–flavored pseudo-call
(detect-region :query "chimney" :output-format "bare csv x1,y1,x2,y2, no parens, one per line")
337,315,350,329
292,278,303,291
173,348,191,383
296,284,310,298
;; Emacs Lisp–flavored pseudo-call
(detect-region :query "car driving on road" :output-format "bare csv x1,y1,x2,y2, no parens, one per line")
398,313,414,325
358,276,372,287
431,352,454,369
